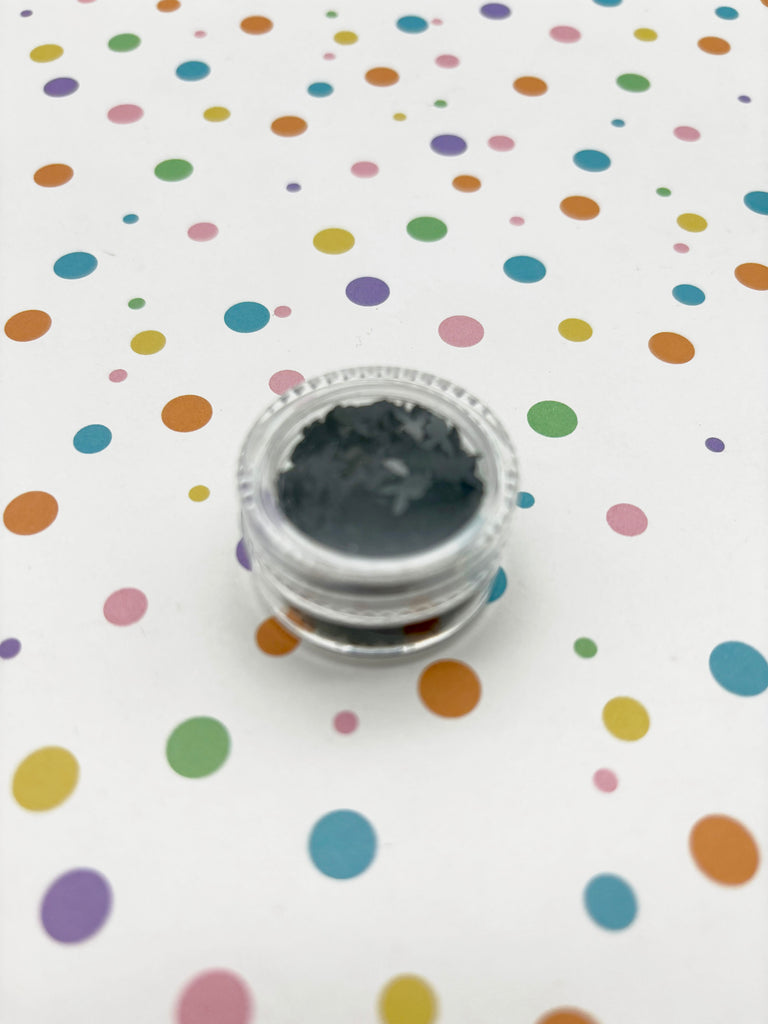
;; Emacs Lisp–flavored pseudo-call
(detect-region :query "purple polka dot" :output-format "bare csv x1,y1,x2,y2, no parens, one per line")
738,95,751,103
286,182,301,192
430,134,467,156
481,3,511,18
40,869,112,943
345,277,390,306
236,537,252,570
43,77,79,97
0,637,21,659
705,437,725,453
21,9,33,16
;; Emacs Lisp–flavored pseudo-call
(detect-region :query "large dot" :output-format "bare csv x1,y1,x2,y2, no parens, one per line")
241,15,273,33
406,216,447,241
435,54,460,68
131,329,166,354
166,717,230,778
698,35,730,54
313,228,355,254
673,125,700,141
365,67,399,86
396,15,428,32
606,502,647,535
488,567,507,602
558,318,592,341
3,491,58,535
481,3,511,17
488,135,515,151
162,395,213,431
176,970,253,1024
715,5,739,18
574,637,597,658
334,30,357,44
584,874,637,930
188,222,218,241
430,134,467,156
418,659,481,717
13,746,79,811
527,400,577,437
550,26,581,42
334,711,358,734
33,163,73,187
535,1011,599,1024
351,161,378,177
593,769,618,793
53,252,97,279
379,975,437,1024
734,262,768,290
345,277,390,306
224,301,270,332
308,809,377,879
677,212,707,232
573,149,610,171
690,815,759,885
560,195,600,219
41,869,112,943
255,617,300,656
616,72,650,91
103,587,147,625
602,696,649,739
438,315,484,347
176,60,210,80
44,77,79,97
743,191,768,215
709,641,768,697
648,331,695,364
271,115,307,136
0,638,22,659
73,424,112,453
108,33,140,51
108,103,143,124
503,255,546,282
154,158,193,181
30,43,64,62
307,81,333,97
513,76,547,96
204,106,230,122
672,284,705,305
269,369,304,394
453,174,481,192
4,309,51,341
188,485,209,502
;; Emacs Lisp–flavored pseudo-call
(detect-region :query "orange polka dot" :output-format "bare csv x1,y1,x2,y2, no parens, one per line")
536,1011,600,1024
418,660,481,717
161,395,212,432
4,309,51,341
241,15,273,34
560,196,600,220
698,36,730,55
33,163,73,187
3,491,58,535
452,175,481,193
156,0,180,10
271,115,307,137
256,617,300,655
734,262,768,291
648,331,695,364
365,67,400,86
690,815,759,885
513,76,548,96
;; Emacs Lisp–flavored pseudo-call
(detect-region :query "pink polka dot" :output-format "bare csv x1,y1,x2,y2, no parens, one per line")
435,54,460,68
438,315,484,348
673,126,700,142
351,161,379,178
550,25,581,43
109,369,127,382
187,222,218,242
78,0,97,4
273,305,292,318
593,768,618,793
673,243,690,253
431,18,443,25
107,104,144,125
606,503,648,537
176,970,253,1024
269,369,304,394
333,711,358,734
509,216,525,226
323,52,336,60
488,135,515,151
103,588,148,626
194,31,207,38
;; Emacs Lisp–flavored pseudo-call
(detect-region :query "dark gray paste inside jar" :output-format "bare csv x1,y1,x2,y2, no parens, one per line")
277,400,484,556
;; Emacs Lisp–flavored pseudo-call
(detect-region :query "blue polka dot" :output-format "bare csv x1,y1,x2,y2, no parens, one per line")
308,82,333,97
743,191,768,216
715,6,738,19
672,284,705,305
593,0,622,6
223,302,270,332
176,61,210,81
584,874,637,930
709,641,768,697
396,15,428,32
122,214,139,224
308,810,377,879
73,424,112,454
53,252,98,279
573,149,611,172
503,255,546,283
516,491,535,508
488,567,507,603
611,118,625,127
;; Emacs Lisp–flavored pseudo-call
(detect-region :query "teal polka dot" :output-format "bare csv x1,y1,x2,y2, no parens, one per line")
488,567,507,603
503,255,546,283
309,810,377,879
308,82,333,97
584,874,637,930
715,6,738,19
53,252,98,279
573,149,611,172
672,284,705,305
176,61,210,81
743,191,768,216
397,15,428,32
223,302,270,332
123,214,139,224
516,491,535,508
709,641,768,696
73,424,112,453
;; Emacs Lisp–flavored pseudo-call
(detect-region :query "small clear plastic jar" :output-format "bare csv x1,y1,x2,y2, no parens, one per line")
237,366,518,658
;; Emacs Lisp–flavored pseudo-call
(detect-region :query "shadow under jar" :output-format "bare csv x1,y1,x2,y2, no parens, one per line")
238,367,519,658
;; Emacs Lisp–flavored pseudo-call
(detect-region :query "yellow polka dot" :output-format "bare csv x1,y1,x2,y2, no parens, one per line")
30,44,64,63
602,697,650,741
13,747,79,811
130,330,166,355
634,27,657,41
334,30,358,44
188,485,210,502
204,106,230,122
393,112,407,121
312,227,355,254
379,975,437,1024
558,318,593,342
677,212,708,233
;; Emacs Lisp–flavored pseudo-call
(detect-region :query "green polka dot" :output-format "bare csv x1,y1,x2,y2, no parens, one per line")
656,187,671,197
527,400,578,438
406,216,448,242
616,73,650,92
434,99,447,108
128,297,145,309
574,637,598,658
154,159,194,182
166,717,230,778
108,33,141,52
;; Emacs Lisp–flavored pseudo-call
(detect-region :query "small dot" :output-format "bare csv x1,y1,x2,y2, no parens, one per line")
516,491,534,508
574,637,598,658
256,617,299,656
351,161,378,177
176,971,253,1024
603,696,650,740
418,660,481,717
323,52,336,59
73,424,112,453
0,638,22,659
606,503,647,535
334,711,358,734
166,717,230,778
393,112,407,121
434,99,447,107
593,769,618,793
157,0,180,10
738,95,751,103
435,54,460,68
122,213,138,224
705,436,725,452
127,297,145,309
509,216,525,226
487,567,507,602
326,9,337,16
187,222,218,241
236,538,252,570
656,187,671,196
308,809,377,879
550,25,581,42
584,874,638,930
286,182,301,192
438,315,484,347
307,81,333,97
203,106,230,121
673,243,689,253
21,10,33,16
273,305,292,317
611,118,625,127
269,369,304,394
194,30,206,38
188,485,209,502
109,369,127,382
103,587,147,625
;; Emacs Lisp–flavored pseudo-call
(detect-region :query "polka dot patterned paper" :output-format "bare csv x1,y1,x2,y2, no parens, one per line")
1,2,767,1022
